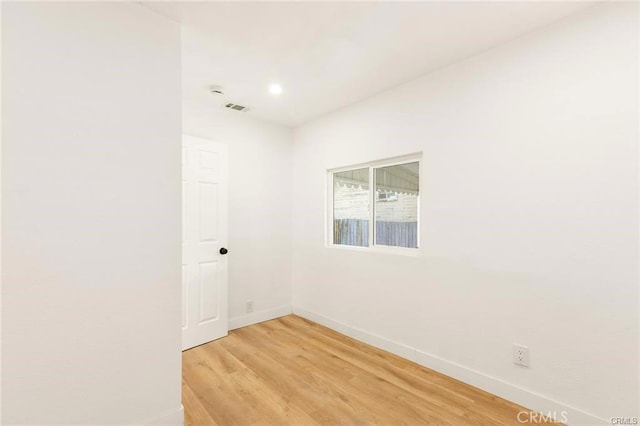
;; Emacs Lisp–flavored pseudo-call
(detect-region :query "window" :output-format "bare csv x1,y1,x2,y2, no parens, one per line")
329,155,420,251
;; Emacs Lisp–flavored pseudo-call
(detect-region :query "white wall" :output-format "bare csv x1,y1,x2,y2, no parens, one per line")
183,100,293,327
1,3,182,424
292,3,638,423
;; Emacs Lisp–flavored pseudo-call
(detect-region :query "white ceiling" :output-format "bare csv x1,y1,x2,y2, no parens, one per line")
145,1,595,127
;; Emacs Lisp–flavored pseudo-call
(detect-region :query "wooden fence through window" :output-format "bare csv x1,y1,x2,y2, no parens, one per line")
333,219,417,248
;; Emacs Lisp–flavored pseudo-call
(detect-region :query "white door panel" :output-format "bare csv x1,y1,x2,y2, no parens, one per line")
182,135,228,351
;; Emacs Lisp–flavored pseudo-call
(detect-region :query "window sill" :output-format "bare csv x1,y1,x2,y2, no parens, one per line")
326,243,421,257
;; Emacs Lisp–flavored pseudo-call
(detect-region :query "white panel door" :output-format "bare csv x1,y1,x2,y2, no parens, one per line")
182,135,229,351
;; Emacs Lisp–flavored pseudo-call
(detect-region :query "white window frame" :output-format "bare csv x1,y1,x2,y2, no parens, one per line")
326,153,422,256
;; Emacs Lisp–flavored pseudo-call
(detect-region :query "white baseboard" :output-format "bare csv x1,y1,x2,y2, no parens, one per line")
229,304,292,330
142,405,184,425
292,306,606,426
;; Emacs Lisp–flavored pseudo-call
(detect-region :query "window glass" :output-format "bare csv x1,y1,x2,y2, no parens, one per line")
374,162,419,248
333,168,369,247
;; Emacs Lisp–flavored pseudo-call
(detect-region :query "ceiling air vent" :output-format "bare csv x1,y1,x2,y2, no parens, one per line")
225,103,249,112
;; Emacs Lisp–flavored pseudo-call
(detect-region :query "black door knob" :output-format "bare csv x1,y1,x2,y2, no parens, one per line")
219,247,228,255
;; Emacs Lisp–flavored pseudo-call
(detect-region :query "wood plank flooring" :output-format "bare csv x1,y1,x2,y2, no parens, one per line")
182,315,556,425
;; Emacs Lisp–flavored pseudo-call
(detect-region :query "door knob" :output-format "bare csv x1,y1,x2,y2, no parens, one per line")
219,247,228,255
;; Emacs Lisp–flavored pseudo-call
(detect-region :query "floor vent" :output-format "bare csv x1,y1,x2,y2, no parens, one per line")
225,103,249,112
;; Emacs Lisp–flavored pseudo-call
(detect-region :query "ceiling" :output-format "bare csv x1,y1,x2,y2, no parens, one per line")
144,1,595,127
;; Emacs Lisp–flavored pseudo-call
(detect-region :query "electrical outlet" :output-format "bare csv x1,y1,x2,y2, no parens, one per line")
246,300,254,313
513,344,529,367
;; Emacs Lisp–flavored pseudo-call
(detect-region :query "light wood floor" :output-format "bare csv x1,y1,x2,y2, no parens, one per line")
182,315,555,425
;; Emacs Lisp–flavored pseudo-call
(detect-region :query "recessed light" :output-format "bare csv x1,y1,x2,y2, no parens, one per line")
268,84,283,96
